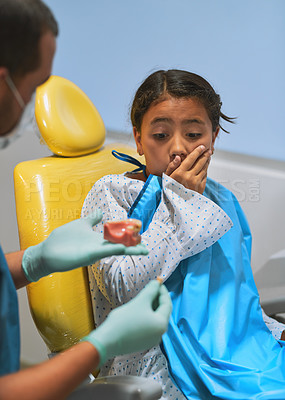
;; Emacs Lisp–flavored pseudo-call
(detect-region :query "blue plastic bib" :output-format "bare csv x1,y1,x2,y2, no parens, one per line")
129,174,285,400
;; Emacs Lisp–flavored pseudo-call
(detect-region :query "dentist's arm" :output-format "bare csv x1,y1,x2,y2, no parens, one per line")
5,249,28,288
0,341,99,400
6,209,148,289
0,280,172,400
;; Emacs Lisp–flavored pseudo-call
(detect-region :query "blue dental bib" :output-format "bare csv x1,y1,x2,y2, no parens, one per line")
128,173,285,400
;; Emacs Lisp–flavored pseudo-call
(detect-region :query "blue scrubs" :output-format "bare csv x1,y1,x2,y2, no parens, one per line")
0,244,20,376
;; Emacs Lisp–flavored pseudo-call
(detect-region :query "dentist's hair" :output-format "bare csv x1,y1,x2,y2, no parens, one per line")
0,0,58,78
131,69,235,134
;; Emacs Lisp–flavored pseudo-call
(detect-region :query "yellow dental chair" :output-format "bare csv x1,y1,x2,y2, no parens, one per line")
13,77,162,399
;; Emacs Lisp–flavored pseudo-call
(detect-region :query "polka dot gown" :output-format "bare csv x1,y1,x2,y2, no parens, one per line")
261,309,285,340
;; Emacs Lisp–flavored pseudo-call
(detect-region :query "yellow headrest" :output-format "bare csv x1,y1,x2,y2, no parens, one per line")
35,76,106,157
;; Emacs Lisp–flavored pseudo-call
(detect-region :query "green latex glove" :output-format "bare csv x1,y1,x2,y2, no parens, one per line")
22,209,148,282
83,280,172,367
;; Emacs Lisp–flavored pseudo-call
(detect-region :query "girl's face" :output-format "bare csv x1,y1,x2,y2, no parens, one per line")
133,96,219,178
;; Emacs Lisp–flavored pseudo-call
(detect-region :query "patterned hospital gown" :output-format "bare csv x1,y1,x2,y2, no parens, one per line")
81,173,285,400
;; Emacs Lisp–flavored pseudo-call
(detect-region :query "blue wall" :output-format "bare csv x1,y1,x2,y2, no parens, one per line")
45,0,285,160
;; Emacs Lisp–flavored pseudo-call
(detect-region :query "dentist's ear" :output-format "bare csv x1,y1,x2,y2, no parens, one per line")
133,127,144,156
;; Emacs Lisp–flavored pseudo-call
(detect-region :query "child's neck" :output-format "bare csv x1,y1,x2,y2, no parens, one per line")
125,171,147,182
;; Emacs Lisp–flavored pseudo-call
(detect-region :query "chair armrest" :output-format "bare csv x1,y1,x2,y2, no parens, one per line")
67,376,162,400
258,286,285,316
254,249,285,289
254,249,285,315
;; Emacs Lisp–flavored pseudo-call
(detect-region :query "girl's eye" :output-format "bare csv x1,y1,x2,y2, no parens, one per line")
186,133,202,139
153,133,167,139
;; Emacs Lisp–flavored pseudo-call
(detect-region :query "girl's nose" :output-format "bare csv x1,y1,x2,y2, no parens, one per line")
170,136,187,162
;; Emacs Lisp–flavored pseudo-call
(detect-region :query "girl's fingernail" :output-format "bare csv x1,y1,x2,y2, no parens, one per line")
200,145,206,151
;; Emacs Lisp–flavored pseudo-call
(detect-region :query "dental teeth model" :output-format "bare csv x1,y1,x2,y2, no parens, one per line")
104,219,142,247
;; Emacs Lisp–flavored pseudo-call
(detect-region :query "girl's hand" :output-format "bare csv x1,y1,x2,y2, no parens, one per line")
165,145,212,194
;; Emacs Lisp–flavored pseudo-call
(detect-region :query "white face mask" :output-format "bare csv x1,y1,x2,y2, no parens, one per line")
0,75,35,150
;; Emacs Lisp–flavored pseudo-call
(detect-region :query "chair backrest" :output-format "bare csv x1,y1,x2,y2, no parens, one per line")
14,76,141,353
35,75,106,157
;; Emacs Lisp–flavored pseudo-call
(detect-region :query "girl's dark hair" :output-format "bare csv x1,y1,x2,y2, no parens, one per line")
131,69,235,134
0,0,59,77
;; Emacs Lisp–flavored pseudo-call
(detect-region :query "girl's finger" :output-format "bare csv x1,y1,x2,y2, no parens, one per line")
177,145,207,172
193,152,211,176
165,155,182,176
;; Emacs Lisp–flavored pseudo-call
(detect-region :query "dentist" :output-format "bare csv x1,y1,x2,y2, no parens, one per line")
0,1,172,399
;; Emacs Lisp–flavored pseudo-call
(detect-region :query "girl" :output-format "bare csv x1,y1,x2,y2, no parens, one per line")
81,70,285,400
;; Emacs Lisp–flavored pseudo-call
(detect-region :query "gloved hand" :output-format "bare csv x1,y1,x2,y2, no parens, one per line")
22,209,148,282
82,280,172,367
